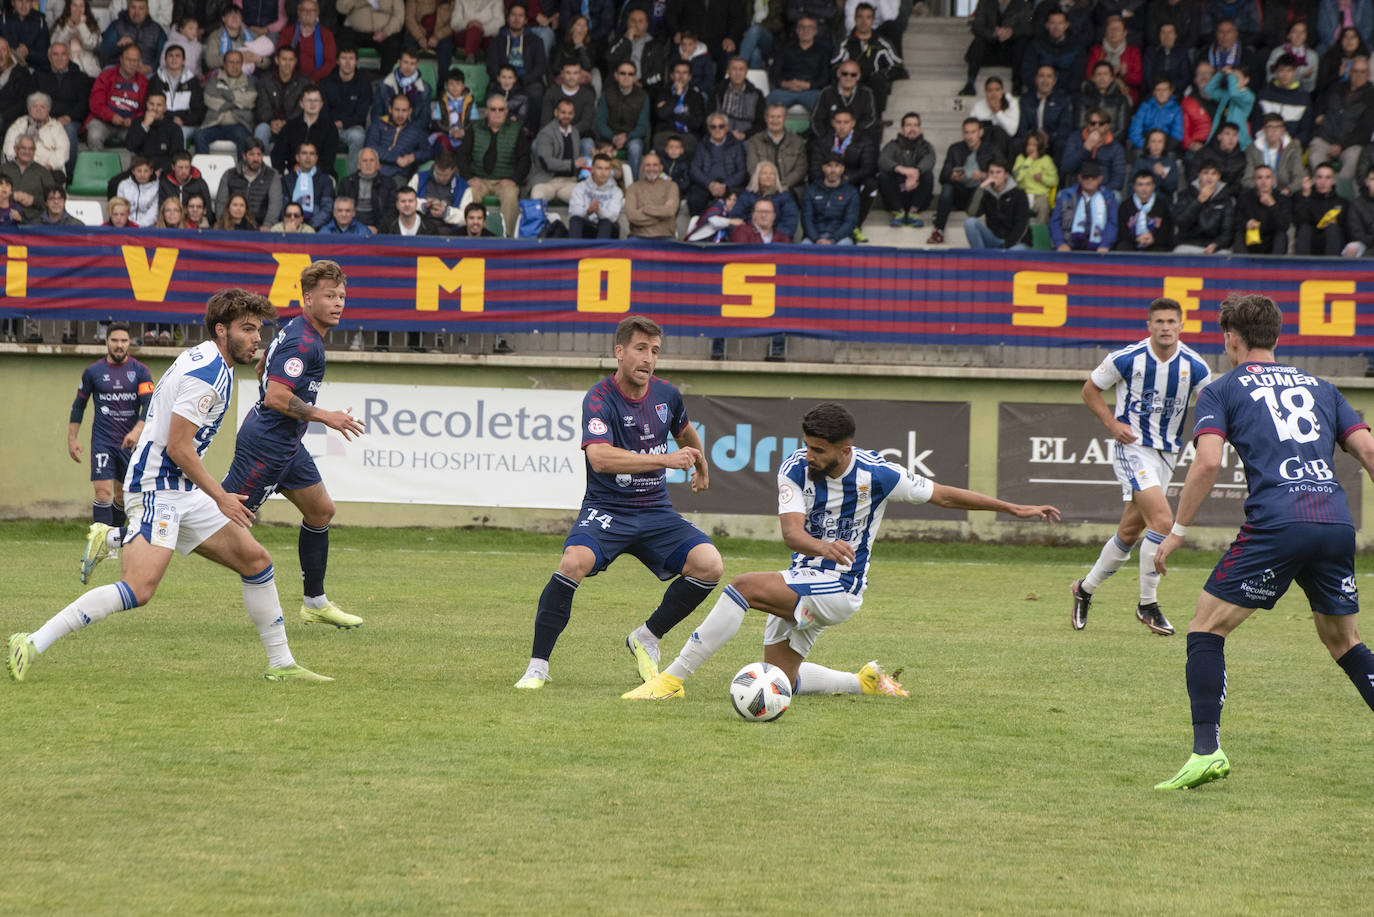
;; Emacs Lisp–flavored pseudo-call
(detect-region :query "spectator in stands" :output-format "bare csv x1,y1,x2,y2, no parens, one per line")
624,150,680,239
195,48,254,154
126,91,183,173
254,45,310,150
38,185,81,226
1203,19,1251,74
607,7,666,93
1088,16,1142,105
117,155,160,227
318,194,372,235
810,62,876,136
412,150,467,224
731,160,799,238
1076,61,1131,136
1311,54,1374,178
428,68,474,154
1031,0,1094,50
549,14,597,85
1245,112,1304,194
529,97,586,203
487,3,546,121
669,0,746,79
1116,169,1174,251
543,61,595,134
1204,64,1255,146
203,7,264,75
1018,64,1073,158
767,16,829,114
163,17,204,77
1181,61,1217,155
963,158,1030,249
1316,26,1366,99
874,111,936,230
449,0,503,66
486,63,532,126
1255,54,1314,143
1012,129,1058,224
1021,10,1082,97
420,194,456,234
653,60,706,156
807,107,874,228
0,175,22,228
103,194,130,227
279,141,334,229
713,57,766,141
800,154,858,245
970,75,1020,157
158,150,211,209
1137,127,1181,196
100,0,164,74
786,0,841,36
1342,167,1374,255
1232,163,1292,253
1049,160,1115,251
559,0,614,49
1,0,48,68
36,43,89,177
1129,77,1184,150
382,185,443,234
567,153,624,239
1294,163,1346,253
928,117,995,245
87,43,148,151
746,103,807,192
1267,20,1318,91
738,0,784,71
273,85,338,173
215,137,281,228
1,136,55,220
150,44,204,146
1147,0,1199,49
154,194,185,229
1189,121,1247,184
50,0,101,78
265,200,312,232
1173,159,1235,252
1318,0,1374,53
278,0,335,80
338,148,396,231
459,199,496,236
834,3,903,114
337,0,404,72
962,0,1031,98
4,92,69,177
215,191,258,230
319,47,370,172
1204,0,1262,45
456,94,529,236
239,0,286,39
365,94,433,181
374,47,433,123
659,133,692,196
1061,107,1127,196
730,196,790,243
1143,22,1190,95
687,112,747,215
593,59,650,175
184,192,209,228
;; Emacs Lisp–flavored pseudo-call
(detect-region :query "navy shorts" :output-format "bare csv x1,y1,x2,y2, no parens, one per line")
565,504,714,581
90,444,130,483
1204,522,1359,614
222,443,323,513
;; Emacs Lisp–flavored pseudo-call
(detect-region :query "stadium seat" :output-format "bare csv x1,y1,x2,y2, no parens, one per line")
1337,177,1356,201
457,63,488,104
334,154,349,183
745,68,770,96
69,151,122,197
191,153,236,199
785,116,809,134
1030,223,1052,250
485,210,505,237
66,199,105,226
417,58,438,90
206,140,238,155
357,47,381,71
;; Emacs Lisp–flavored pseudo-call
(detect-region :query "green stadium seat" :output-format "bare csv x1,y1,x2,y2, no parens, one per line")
1030,223,1053,251
485,210,505,237
457,63,489,103
1337,176,1356,201
417,58,438,90
784,116,810,134
334,153,349,182
69,151,123,197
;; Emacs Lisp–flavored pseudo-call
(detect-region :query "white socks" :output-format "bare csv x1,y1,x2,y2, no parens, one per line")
30,582,138,653
522,658,549,680
664,585,749,680
630,623,659,659
1139,530,1165,603
1083,534,1133,593
241,565,294,669
303,594,330,609
795,662,861,694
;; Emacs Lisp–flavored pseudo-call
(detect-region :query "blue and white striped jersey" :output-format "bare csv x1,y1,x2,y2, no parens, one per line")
125,341,233,494
1090,338,1211,452
777,448,935,596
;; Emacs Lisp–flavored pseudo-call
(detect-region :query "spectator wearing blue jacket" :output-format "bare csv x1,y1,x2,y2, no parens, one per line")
800,155,860,244
98,0,164,72
317,196,375,236
687,113,747,214
1205,65,1255,147
0,0,48,68
1060,108,1128,194
1129,78,1185,149
1018,64,1074,156
364,94,433,180
1049,160,1118,250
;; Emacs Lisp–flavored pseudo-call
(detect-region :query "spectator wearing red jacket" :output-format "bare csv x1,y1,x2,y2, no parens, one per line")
277,0,336,81
86,44,148,150
728,197,791,243
1086,16,1142,103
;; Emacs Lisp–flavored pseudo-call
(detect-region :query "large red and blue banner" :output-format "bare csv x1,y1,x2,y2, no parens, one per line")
3,227,1372,354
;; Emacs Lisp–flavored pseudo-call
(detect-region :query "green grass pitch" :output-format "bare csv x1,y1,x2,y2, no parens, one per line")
2,522,1370,915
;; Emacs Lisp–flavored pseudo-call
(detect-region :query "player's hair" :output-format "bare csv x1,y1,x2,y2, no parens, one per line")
615,315,663,347
107,322,131,336
1218,293,1281,350
204,288,276,337
301,259,345,294
802,402,856,443
1147,297,1182,319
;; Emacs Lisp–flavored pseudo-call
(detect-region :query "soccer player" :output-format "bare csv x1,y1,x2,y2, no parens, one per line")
222,260,367,629
1071,298,1211,636
70,322,154,583
515,315,721,690
1152,293,1374,789
624,402,1060,701
9,290,331,683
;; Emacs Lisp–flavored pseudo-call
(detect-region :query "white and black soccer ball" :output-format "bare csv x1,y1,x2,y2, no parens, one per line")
729,662,792,722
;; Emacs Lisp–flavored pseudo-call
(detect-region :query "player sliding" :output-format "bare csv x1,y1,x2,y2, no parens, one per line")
1153,293,1374,789
624,402,1061,701
1072,298,1211,636
515,315,721,690
9,290,332,683
222,259,367,629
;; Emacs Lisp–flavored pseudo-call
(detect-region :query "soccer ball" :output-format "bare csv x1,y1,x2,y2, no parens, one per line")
729,662,792,722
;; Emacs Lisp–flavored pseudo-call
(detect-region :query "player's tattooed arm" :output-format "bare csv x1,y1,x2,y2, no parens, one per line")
283,394,317,420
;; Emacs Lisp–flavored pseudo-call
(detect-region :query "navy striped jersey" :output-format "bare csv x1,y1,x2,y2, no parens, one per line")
1193,361,1368,528
126,341,233,493
580,374,689,510
239,315,326,449
70,356,154,447
1090,338,1211,452
778,448,935,595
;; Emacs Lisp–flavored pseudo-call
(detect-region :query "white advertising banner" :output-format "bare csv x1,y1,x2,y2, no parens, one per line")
235,382,587,508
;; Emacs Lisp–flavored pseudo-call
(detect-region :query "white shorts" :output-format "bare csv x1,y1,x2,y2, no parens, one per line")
1114,442,1177,502
762,567,864,659
128,489,231,556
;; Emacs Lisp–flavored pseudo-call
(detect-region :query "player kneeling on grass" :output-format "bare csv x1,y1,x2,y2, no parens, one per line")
9,290,332,683
624,402,1061,701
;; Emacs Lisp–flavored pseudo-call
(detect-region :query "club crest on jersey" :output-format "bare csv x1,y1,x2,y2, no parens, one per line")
655,403,668,423
284,357,305,378
126,370,136,382
587,417,608,436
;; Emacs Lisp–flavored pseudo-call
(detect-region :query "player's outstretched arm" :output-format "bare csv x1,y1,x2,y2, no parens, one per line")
1081,378,1137,444
674,422,710,493
165,414,255,528
928,483,1061,521
585,441,702,474
1339,428,1374,483
262,381,366,440
1154,432,1224,576
779,513,855,565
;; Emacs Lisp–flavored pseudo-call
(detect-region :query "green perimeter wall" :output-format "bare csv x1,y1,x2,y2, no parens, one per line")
7,350,1374,551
